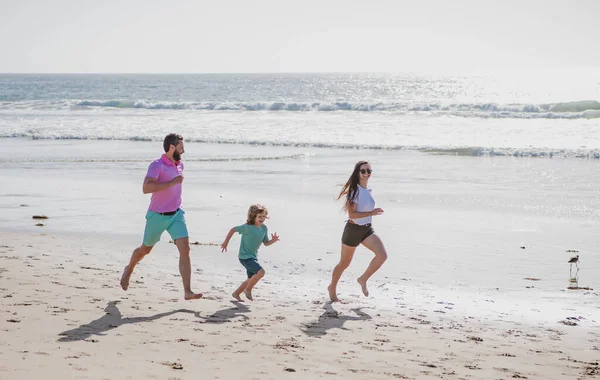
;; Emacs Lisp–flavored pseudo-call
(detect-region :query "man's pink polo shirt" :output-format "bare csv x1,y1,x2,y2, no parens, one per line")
146,154,184,213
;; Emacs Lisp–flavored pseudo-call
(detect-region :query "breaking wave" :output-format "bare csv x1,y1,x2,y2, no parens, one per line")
2,132,600,159
1,99,599,119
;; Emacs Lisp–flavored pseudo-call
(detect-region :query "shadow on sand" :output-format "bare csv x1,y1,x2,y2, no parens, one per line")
300,302,372,337
193,301,250,323
58,301,194,342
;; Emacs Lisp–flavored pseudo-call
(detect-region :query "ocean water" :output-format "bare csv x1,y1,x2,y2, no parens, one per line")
0,73,599,324
1,72,600,156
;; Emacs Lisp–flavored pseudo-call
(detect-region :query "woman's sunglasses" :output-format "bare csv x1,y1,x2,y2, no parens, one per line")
360,169,373,175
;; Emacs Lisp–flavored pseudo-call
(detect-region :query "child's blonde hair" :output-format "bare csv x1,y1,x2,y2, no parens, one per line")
247,204,268,225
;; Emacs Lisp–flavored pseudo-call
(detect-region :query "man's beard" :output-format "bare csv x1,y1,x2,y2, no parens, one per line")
173,151,181,161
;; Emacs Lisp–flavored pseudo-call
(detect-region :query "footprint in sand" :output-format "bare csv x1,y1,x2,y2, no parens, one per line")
160,361,183,370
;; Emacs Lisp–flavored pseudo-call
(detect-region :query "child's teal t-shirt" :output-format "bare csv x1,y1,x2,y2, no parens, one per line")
235,224,269,259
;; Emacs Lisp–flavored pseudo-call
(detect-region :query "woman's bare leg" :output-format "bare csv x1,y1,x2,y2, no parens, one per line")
328,244,357,302
357,234,388,297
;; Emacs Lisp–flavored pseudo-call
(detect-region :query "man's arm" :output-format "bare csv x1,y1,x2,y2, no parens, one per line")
142,176,183,194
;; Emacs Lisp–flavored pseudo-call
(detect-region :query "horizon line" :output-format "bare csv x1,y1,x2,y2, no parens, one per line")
1,66,596,76
0,71,426,75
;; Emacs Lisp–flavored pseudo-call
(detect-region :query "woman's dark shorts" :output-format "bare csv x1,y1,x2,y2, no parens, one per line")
341,221,375,247
239,257,263,278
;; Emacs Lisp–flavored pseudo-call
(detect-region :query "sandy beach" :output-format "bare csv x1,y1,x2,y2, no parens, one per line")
1,229,598,380
2,0,600,372
1,72,599,380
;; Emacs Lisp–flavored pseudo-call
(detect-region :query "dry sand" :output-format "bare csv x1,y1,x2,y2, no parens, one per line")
1,231,599,380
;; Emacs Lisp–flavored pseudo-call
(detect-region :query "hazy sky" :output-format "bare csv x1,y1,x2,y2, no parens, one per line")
1,0,598,73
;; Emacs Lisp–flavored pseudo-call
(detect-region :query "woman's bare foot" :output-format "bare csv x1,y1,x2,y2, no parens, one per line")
328,285,341,302
120,266,132,290
184,291,203,300
232,292,245,302
357,277,369,297
244,289,253,301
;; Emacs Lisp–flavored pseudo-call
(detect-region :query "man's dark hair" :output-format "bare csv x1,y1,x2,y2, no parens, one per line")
163,133,183,152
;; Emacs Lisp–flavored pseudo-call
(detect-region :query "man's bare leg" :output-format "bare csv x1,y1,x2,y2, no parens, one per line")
243,269,265,301
232,279,249,302
175,237,202,300
121,244,153,290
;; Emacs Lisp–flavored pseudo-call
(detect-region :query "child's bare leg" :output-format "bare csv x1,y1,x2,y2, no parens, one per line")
233,279,249,301
121,244,153,290
244,269,265,301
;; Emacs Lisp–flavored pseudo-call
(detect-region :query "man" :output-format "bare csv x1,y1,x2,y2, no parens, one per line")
120,133,202,300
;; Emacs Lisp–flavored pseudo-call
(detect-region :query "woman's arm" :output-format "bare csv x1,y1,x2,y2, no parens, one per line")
347,202,383,219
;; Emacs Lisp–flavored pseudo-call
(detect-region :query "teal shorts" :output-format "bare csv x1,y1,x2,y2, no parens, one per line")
142,209,188,247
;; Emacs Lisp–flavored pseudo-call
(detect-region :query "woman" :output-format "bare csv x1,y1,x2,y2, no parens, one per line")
328,160,387,302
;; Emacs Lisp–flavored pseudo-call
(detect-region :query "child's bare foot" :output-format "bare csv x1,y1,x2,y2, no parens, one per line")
184,291,203,300
244,289,253,301
232,292,245,302
120,266,132,290
357,277,369,297
328,285,341,302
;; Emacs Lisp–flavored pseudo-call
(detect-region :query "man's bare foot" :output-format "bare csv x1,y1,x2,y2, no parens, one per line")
120,266,132,290
328,285,341,302
184,291,203,300
357,277,369,297
244,289,253,301
232,292,245,302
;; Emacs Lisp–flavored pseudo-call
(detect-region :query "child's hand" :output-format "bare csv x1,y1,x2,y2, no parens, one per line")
270,232,280,243
221,243,228,252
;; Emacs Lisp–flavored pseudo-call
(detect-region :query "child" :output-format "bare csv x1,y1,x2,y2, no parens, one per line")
221,204,279,301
